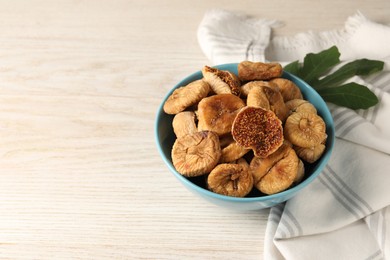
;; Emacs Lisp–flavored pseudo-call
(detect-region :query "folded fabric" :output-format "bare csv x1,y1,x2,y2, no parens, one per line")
198,9,282,65
198,9,390,68
198,9,390,260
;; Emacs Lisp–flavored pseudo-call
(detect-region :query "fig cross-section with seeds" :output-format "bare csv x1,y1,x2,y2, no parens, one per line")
232,106,284,158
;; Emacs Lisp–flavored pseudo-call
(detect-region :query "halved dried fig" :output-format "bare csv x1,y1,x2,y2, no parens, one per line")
284,112,327,148
238,61,282,81
172,131,221,177
164,79,210,114
232,106,284,158
251,144,299,195
202,66,241,96
207,163,253,197
172,111,197,138
197,94,245,136
286,99,317,115
270,78,303,102
294,143,326,163
220,141,250,163
247,85,288,122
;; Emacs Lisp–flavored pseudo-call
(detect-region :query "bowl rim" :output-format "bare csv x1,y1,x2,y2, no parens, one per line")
155,63,335,202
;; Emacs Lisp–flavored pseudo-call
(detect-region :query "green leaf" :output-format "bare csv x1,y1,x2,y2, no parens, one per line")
282,46,383,110
317,82,379,109
300,46,340,84
314,59,384,89
283,60,300,75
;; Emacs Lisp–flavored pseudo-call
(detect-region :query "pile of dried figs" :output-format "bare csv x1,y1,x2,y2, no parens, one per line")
163,61,327,197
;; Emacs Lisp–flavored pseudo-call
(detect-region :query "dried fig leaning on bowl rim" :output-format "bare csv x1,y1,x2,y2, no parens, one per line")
163,79,210,114
232,106,284,158
286,99,317,114
172,131,221,177
172,111,197,138
207,163,253,197
197,94,245,136
295,159,305,184
284,112,327,148
202,65,241,96
238,61,282,81
294,143,326,163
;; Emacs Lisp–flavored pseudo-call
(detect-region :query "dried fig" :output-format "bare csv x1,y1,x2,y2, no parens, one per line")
197,94,245,136
294,143,326,163
284,112,327,148
236,158,249,169
232,106,284,158
286,99,317,115
249,142,290,185
207,163,253,197
246,86,270,110
240,80,277,97
220,141,250,163
247,85,288,122
172,111,197,138
202,66,241,96
250,143,299,195
172,131,221,177
270,78,303,102
295,159,305,184
164,79,210,114
238,61,282,81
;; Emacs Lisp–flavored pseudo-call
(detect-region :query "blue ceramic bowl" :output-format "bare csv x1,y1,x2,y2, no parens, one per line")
155,63,335,211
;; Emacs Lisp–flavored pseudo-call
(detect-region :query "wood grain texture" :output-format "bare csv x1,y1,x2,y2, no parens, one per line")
0,0,388,259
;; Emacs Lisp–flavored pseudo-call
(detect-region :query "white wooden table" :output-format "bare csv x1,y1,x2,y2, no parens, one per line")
0,1,388,259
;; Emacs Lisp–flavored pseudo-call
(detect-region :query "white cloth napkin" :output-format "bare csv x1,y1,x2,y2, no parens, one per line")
198,9,390,260
197,9,282,64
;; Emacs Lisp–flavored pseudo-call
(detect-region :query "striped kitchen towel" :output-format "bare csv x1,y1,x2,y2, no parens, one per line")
198,10,390,260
